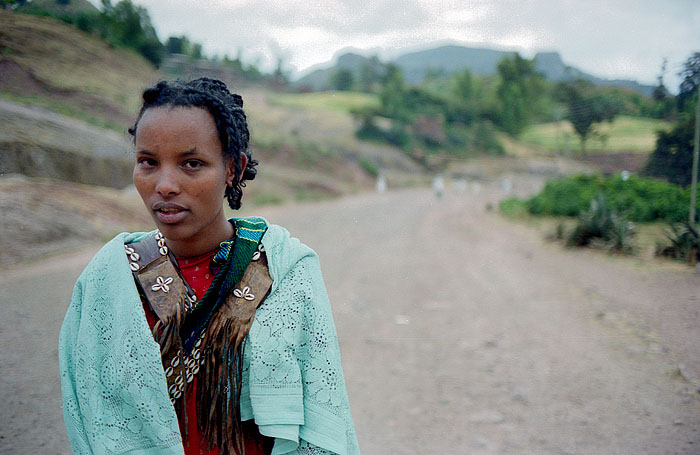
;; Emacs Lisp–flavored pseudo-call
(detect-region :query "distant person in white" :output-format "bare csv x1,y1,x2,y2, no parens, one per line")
433,174,445,198
376,173,387,193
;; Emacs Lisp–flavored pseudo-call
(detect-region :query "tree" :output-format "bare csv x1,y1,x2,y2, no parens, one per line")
448,69,478,125
100,0,164,66
0,0,29,9
496,53,545,136
651,58,676,120
189,42,202,60
359,55,383,93
165,36,190,55
331,68,354,91
556,80,619,154
378,64,408,121
678,52,700,110
643,54,700,189
677,52,700,226
643,116,695,186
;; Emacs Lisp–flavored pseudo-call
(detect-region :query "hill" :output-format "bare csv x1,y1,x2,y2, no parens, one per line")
0,9,160,128
0,12,419,207
295,45,655,96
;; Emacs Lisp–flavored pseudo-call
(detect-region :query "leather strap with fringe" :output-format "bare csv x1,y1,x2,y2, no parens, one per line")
127,221,272,455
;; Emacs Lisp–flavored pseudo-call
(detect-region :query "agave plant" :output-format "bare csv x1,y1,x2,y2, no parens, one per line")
603,213,636,253
659,221,700,265
567,194,635,254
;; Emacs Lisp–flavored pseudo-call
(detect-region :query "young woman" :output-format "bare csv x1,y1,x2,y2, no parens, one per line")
59,78,359,455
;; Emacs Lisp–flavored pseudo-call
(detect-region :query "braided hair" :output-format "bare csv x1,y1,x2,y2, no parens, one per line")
129,78,257,210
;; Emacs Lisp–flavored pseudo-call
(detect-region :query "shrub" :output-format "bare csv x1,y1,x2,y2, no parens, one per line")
566,195,635,254
358,158,379,178
527,174,603,217
525,173,698,223
656,221,700,265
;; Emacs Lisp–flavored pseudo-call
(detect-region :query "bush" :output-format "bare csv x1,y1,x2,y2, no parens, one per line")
355,116,411,148
525,173,698,223
527,174,603,217
358,158,379,178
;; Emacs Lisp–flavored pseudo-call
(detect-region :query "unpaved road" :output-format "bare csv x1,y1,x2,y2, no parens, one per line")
1,186,699,454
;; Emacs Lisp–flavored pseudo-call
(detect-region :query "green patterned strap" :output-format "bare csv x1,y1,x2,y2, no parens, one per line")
182,217,268,351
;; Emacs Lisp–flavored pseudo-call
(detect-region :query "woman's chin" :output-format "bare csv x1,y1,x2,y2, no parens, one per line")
151,217,189,240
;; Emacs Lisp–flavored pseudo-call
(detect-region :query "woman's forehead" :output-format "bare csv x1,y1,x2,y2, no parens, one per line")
136,107,218,142
139,105,216,129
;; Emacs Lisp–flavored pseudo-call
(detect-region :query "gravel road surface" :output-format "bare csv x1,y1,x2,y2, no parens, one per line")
1,186,698,454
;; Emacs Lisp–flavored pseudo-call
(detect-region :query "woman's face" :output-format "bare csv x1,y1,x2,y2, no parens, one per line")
133,106,244,256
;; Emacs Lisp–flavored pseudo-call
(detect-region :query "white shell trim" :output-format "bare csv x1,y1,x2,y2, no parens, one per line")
233,286,255,301
151,276,174,293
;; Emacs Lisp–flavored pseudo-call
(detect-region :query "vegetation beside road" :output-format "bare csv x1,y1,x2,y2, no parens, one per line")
500,173,700,263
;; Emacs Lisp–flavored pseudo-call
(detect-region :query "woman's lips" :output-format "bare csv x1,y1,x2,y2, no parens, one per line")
152,202,188,224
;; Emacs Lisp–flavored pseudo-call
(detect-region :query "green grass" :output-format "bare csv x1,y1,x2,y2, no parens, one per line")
0,91,125,132
267,91,379,114
499,197,528,218
521,116,671,154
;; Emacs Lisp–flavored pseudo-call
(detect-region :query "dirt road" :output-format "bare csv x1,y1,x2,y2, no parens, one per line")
1,186,699,454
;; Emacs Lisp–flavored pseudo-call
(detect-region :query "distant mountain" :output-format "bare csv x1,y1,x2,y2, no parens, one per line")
294,45,655,97
394,45,515,83
533,52,654,97
295,52,375,91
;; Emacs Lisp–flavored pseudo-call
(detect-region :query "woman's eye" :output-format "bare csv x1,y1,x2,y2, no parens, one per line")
137,157,156,167
183,160,204,170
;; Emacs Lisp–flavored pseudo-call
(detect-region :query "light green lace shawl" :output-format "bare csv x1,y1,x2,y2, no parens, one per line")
59,223,359,455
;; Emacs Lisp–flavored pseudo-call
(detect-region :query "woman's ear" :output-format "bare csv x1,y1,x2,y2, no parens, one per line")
226,153,248,187
239,153,248,181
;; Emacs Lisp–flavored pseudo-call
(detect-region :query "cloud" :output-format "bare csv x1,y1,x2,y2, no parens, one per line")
135,0,699,85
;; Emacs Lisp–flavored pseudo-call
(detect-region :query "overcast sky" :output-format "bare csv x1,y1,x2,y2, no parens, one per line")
125,0,698,89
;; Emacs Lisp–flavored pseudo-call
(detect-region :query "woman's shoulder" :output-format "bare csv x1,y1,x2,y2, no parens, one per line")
78,231,154,278
248,219,320,282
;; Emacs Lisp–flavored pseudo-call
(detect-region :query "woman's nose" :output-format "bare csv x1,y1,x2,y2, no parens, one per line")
155,168,181,196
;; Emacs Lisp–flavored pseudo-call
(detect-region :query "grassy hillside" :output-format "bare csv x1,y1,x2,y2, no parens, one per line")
520,116,670,155
244,89,421,176
0,10,160,129
267,91,379,114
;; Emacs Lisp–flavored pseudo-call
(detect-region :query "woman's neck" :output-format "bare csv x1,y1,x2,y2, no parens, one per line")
165,217,234,258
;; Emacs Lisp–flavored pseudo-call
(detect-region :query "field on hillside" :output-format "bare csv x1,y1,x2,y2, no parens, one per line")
242,88,422,177
267,91,379,113
521,116,670,155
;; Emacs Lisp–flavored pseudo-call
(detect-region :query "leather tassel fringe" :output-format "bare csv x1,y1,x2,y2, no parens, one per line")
151,302,191,439
198,313,250,455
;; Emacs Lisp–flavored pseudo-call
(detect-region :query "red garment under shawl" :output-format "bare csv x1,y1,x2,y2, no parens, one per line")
141,249,271,455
